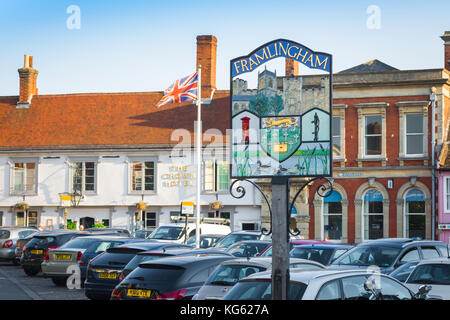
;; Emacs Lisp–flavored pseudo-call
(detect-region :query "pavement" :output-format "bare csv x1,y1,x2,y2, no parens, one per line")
0,262,87,300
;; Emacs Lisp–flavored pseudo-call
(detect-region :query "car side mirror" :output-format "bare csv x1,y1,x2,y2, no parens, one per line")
415,285,432,299
364,278,381,300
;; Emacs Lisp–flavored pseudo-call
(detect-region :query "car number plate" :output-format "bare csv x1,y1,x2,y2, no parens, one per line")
98,272,117,279
55,254,72,260
127,289,152,298
31,250,43,255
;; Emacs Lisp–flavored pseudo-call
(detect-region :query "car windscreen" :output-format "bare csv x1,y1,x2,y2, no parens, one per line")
390,262,418,282
148,226,184,240
407,264,450,285
124,254,172,271
0,230,10,239
215,234,260,248
27,236,57,247
226,243,269,257
84,241,125,254
224,280,307,300
92,251,139,266
205,264,267,286
332,246,401,267
290,247,334,265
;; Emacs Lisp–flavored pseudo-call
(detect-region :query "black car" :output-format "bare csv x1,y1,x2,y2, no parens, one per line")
119,247,231,281
84,241,192,300
111,254,236,300
290,244,354,265
213,231,261,249
20,230,88,276
329,238,449,274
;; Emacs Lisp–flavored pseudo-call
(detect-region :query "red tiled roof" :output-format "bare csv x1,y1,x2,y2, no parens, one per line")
0,90,230,150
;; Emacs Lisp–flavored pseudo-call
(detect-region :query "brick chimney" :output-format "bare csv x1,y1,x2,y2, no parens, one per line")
441,31,450,70
18,54,38,105
196,35,217,99
285,58,299,77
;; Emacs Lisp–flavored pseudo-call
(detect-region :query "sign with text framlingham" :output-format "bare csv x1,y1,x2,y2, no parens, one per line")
230,39,333,178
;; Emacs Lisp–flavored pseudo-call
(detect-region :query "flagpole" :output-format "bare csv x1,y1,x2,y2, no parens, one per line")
196,65,202,249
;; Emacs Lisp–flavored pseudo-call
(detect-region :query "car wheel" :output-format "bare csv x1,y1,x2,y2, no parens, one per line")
23,267,39,276
51,277,68,286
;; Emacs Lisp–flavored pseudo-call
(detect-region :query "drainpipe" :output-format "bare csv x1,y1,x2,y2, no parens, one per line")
430,89,436,240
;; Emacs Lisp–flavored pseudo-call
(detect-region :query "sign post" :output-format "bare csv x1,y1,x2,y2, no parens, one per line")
229,39,333,300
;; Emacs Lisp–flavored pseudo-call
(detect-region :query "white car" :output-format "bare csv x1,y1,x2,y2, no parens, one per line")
193,257,325,300
404,258,450,300
223,269,433,300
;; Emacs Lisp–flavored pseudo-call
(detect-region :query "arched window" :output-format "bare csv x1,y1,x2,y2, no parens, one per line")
404,189,425,239
323,190,342,240
363,189,383,240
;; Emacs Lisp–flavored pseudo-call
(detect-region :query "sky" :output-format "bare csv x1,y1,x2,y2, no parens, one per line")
0,0,449,96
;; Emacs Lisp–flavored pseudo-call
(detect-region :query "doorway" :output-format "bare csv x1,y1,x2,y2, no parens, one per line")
80,217,95,229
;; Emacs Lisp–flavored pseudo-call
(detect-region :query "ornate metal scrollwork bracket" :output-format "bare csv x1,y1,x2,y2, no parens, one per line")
230,176,333,238
229,179,273,236
288,177,334,237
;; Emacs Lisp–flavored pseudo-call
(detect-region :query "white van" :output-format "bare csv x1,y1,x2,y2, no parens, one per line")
147,217,231,244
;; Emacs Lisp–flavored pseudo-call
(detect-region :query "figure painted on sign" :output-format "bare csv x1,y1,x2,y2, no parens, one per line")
312,112,320,142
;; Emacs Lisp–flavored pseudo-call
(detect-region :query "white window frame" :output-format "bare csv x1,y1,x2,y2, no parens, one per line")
364,115,383,158
332,104,347,162
445,176,450,214
404,113,425,157
202,159,229,194
396,101,429,160
403,189,426,238
127,156,158,195
9,157,39,196
321,192,343,241
362,189,384,241
68,157,98,195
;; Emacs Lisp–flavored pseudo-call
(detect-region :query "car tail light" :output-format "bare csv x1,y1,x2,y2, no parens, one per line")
22,245,27,253
3,240,13,248
44,250,50,261
155,289,187,300
48,246,58,249
77,251,82,261
119,272,125,282
111,288,123,300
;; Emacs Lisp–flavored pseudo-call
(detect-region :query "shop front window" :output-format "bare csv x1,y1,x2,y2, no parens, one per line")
405,189,425,239
363,189,384,240
323,190,342,240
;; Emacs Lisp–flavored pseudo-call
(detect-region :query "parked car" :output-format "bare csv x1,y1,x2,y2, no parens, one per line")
289,244,354,265
41,235,141,285
260,239,328,257
84,241,191,300
119,247,230,281
329,238,449,274
20,230,88,276
224,240,272,258
186,234,224,248
111,254,236,300
131,229,155,239
85,228,131,237
213,231,261,249
0,227,39,265
15,231,48,264
147,220,231,244
193,257,325,300
223,269,434,300
389,261,420,282
404,258,450,299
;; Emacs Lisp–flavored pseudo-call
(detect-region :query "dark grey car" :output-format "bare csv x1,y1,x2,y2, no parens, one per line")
111,254,236,300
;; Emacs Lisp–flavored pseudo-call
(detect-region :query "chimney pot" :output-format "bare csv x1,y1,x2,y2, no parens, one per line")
441,31,450,70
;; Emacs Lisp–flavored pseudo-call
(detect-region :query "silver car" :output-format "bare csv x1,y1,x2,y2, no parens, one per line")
223,269,433,300
192,257,325,300
0,227,39,265
41,235,130,286
404,258,450,300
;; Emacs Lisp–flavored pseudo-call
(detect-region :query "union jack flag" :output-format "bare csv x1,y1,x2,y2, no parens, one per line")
156,72,198,107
